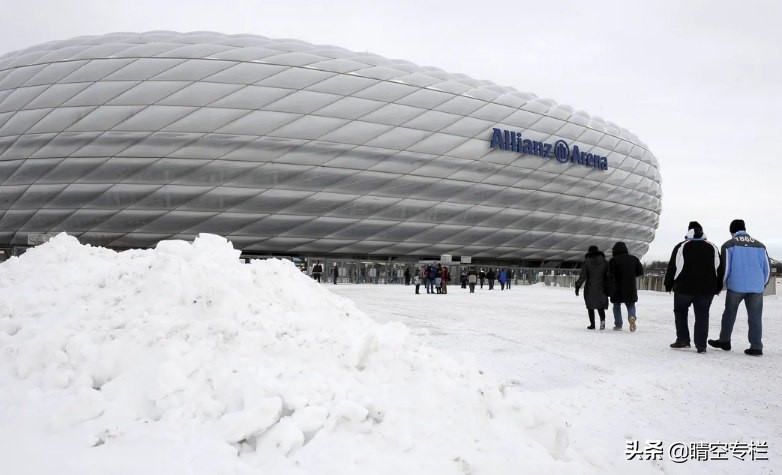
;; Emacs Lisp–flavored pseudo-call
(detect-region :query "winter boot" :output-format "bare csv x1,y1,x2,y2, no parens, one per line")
628,316,637,332
707,339,731,351
599,319,605,331
587,315,595,330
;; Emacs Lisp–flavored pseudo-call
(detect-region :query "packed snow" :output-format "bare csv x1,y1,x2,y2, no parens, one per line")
0,233,777,474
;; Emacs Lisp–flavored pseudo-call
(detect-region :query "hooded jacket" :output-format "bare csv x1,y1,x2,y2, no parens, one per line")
608,242,644,303
664,228,724,294
575,249,609,310
721,231,770,293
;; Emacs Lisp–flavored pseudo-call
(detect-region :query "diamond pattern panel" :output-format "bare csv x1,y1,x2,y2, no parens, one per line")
0,31,661,257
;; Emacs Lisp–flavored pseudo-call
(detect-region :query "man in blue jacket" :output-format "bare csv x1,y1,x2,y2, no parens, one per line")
708,219,770,356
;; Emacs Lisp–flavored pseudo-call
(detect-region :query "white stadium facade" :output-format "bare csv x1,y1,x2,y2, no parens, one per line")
0,31,662,267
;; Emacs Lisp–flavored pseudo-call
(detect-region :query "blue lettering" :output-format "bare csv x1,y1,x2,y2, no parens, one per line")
489,129,608,170
490,128,504,149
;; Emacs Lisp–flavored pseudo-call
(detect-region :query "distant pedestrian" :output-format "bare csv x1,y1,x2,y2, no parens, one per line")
414,268,422,294
468,268,477,293
608,242,644,331
428,263,437,294
708,219,770,356
404,267,411,286
575,245,610,330
498,269,507,290
487,268,496,290
479,269,486,288
507,269,514,289
664,221,723,353
332,263,339,284
311,260,323,283
441,266,450,294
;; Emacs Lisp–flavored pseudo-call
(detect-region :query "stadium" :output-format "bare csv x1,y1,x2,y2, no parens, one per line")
0,31,662,268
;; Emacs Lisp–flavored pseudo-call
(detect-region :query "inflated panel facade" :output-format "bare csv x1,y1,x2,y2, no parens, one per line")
0,32,662,261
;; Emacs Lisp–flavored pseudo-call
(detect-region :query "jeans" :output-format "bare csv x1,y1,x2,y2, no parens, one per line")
612,302,637,327
673,293,714,349
719,290,763,350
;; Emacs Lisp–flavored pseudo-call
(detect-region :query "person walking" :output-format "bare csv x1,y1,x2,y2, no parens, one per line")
468,268,477,293
487,268,496,290
414,268,422,294
311,260,323,283
664,221,724,353
332,263,339,284
608,242,644,331
507,269,513,289
575,245,610,330
479,269,486,289
441,265,449,294
498,269,507,290
708,219,770,356
404,267,411,286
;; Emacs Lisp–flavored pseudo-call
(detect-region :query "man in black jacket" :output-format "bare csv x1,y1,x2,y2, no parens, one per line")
664,221,724,353
608,242,644,331
312,260,323,282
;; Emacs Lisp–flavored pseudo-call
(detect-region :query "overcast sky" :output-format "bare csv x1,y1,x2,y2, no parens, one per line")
2,0,780,261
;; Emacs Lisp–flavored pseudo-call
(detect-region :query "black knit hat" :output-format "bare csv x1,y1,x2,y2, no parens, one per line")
730,219,746,234
588,245,599,253
688,221,702,231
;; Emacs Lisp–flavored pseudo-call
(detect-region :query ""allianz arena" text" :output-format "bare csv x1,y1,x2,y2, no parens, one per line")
489,128,609,170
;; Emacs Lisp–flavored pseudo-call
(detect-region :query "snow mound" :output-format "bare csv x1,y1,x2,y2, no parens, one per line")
0,233,609,474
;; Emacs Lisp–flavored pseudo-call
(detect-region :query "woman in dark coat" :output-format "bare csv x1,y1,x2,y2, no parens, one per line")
608,242,644,331
575,245,610,330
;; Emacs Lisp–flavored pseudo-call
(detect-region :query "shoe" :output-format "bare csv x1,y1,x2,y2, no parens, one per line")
670,341,691,349
697,347,707,353
587,325,595,330
628,316,637,332
600,321,605,331
744,349,763,356
612,326,623,331
708,339,731,351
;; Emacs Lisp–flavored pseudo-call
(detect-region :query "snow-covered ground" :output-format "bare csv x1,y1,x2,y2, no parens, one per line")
0,234,777,475
333,280,780,475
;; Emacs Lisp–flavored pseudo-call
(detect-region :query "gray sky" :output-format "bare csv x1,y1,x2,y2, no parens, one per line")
2,0,781,261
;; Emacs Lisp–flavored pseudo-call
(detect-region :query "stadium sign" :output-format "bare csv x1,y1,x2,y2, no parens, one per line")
489,128,608,170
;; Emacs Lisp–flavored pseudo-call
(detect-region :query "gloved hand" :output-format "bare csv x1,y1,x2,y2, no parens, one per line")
575,286,580,296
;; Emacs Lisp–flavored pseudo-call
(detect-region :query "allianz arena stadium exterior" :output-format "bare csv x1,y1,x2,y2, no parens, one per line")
0,31,661,264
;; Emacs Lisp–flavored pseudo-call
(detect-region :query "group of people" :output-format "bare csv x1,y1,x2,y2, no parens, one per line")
310,260,339,285
574,218,769,357
413,262,451,294
412,265,517,294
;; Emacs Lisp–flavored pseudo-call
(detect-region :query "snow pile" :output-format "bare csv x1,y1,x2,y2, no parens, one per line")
0,233,611,474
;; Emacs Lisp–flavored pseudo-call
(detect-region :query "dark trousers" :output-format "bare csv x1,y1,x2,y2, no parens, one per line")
469,283,475,293
673,292,714,349
415,284,420,294
587,308,606,325
488,279,494,290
